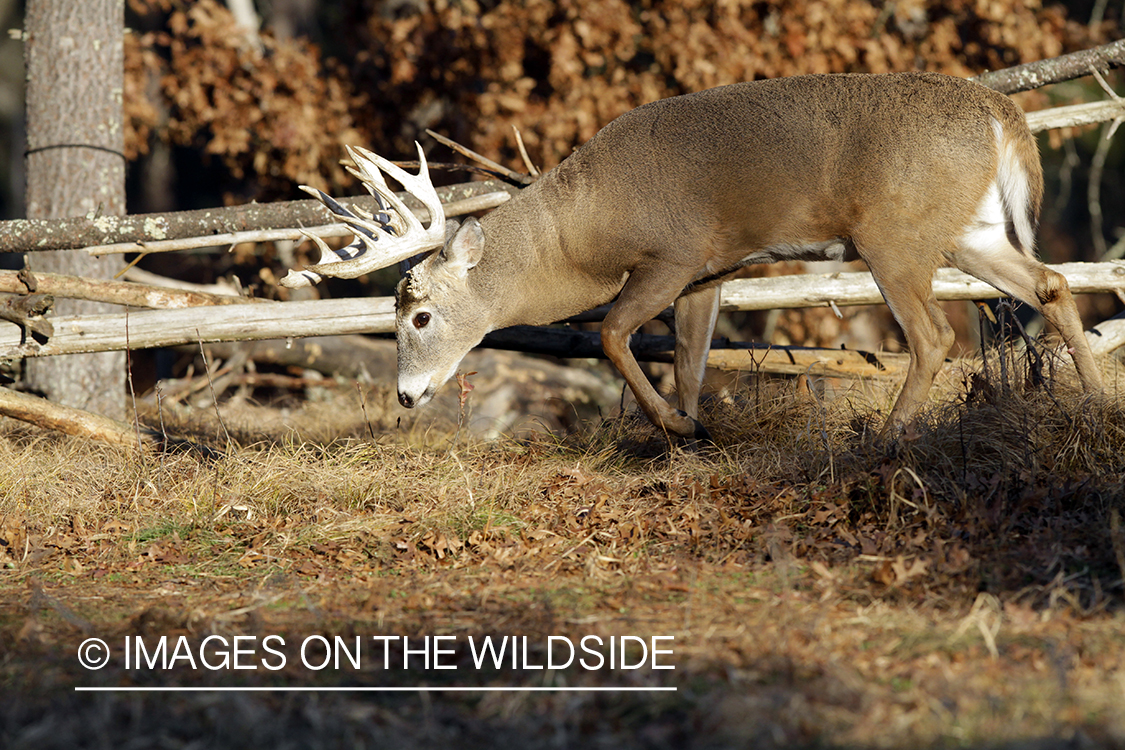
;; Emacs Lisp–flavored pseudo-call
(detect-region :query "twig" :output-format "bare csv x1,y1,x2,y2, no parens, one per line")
1088,66,1124,139
356,382,377,442
425,128,536,185
125,309,144,458
1089,120,1114,259
197,336,232,445
512,125,541,177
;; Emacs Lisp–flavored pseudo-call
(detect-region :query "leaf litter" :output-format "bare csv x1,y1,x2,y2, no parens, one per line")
1,363,1124,748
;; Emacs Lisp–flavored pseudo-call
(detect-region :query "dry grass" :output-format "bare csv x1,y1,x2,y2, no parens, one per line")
2,350,1125,748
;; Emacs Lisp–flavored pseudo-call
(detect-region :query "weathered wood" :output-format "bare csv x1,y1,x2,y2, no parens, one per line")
0,270,265,308
82,190,513,256
717,262,1125,312
1090,311,1125,356
0,180,520,254
0,386,156,448
1025,97,1125,133
973,39,1125,95
0,263,1121,360
0,298,396,359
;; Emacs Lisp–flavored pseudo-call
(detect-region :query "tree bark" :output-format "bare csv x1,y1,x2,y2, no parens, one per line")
0,270,266,308
973,39,1125,94
0,180,519,254
23,0,126,418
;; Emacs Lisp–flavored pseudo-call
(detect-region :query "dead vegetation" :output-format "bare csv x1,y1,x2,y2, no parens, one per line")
1,346,1124,748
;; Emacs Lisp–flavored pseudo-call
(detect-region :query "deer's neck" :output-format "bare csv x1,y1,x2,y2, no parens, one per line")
473,170,624,330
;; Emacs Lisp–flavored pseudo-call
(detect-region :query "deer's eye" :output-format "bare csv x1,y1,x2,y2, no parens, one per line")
413,312,431,329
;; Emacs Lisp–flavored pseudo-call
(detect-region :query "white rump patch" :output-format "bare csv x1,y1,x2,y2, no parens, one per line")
959,180,1011,258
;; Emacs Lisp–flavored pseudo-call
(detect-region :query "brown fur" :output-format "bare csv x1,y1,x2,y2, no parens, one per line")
390,72,1102,437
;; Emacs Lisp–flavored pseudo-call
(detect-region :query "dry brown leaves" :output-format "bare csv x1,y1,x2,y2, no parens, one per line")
122,0,1113,199
126,0,364,197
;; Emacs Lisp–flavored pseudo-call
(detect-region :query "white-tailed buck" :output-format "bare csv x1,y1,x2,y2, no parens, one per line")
282,71,1103,440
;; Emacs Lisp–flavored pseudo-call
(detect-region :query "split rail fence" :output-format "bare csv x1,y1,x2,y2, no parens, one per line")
2,45,1125,386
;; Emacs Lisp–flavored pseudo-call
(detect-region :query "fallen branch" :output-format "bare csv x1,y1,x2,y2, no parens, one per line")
1025,96,1125,133
1089,310,1125,356
0,387,158,448
120,267,246,298
0,269,264,308
716,262,1125,312
82,190,512,257
0,297,396,358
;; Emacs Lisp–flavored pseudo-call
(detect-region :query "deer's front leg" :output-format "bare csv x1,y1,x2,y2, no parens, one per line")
601,268,712,441
673,284,721,421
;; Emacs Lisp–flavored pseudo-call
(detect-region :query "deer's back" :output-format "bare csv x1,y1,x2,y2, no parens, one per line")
551,72,1037,265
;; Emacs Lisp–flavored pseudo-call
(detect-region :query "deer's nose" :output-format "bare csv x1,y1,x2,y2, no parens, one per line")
398,391,415,409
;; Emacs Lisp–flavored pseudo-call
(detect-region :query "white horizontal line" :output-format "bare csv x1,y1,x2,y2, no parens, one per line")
75,686,677,693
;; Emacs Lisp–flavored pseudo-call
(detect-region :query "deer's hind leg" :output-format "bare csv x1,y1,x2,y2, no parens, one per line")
952,220,1104,393
860,239,955,435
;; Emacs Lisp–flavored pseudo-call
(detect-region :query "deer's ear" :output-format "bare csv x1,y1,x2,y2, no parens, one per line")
441,217,484,278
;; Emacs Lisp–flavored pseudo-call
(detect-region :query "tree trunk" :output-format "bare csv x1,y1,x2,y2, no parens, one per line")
23,0,126,419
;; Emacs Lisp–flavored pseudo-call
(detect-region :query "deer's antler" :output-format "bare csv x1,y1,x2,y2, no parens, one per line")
280,143,446,288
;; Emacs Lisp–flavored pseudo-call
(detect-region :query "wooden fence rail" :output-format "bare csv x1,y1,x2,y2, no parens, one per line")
2,262,1123,362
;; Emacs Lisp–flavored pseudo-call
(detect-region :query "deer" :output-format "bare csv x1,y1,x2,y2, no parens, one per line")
281,71,1104,442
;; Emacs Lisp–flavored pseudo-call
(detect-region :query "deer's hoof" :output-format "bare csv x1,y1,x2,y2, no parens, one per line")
675,410,713,445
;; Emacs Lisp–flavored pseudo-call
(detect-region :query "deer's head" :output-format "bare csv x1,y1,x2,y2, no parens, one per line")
280,144,491,410
392,218,490,408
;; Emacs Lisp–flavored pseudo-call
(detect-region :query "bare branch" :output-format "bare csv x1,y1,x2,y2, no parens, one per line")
0,386,158,448
0,179,520,255
80,190,510,257
0,269,265,308
1025,97,1125,132
973,39,1125,94
425,128,536,185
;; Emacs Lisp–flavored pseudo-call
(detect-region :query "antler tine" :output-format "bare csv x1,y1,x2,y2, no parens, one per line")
281,145,447,283
345,147,417,226
282,224,367,288
303,227,336,265
297,185,382,242
344,164,407,236
348,143,445,234
280,230,328,288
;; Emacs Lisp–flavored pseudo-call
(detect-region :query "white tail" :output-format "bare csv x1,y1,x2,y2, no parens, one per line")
287,71,1104,440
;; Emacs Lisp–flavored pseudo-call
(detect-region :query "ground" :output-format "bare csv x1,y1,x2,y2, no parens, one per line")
1,360,1124,749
